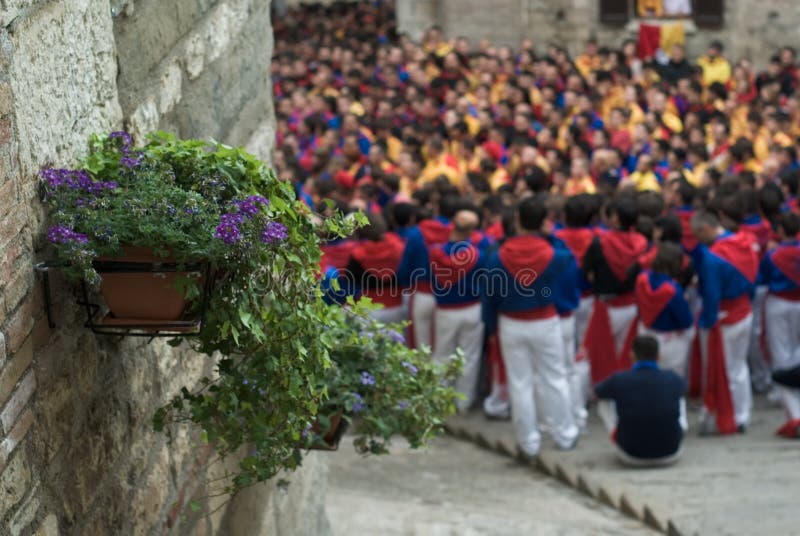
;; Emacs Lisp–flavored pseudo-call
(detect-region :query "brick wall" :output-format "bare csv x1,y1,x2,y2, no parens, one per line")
0,1,329,535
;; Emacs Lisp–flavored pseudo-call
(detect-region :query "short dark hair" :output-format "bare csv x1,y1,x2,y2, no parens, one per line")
564,195,590,227
633,335,659,362
652,242,684,280
391,202,417,228
518,196,547,232
655,214,683,244
610,197,638,230
779,212,800,237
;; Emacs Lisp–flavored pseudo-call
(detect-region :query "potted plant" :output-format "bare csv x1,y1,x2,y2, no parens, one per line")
40,132,295,327
300,300,462,455
41,131,459,499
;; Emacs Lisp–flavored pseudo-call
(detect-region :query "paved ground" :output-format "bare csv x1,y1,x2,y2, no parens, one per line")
445,395,798,536
326,435,653,535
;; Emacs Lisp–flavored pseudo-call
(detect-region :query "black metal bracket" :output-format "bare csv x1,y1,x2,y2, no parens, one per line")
34,259,214,338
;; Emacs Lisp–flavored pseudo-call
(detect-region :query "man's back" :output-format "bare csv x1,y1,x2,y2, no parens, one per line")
596,364,687,459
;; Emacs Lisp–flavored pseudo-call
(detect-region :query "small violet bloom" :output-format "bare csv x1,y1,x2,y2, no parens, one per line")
397,401,410,410
401,361,418,376
47,224,89,245
260,221,288,244
351,393,366,414
360,371,376,386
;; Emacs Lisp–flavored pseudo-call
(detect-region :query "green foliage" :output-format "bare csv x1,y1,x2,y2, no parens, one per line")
42,131,458,497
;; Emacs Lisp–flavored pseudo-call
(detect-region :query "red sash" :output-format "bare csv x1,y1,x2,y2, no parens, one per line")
703,295,751,435
584,294,637,384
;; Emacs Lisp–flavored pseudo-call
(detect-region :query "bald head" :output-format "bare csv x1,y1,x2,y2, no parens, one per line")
452,210,479,241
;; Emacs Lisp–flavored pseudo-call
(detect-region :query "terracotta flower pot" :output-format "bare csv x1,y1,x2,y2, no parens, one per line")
96,247,203,321
308,413,348,451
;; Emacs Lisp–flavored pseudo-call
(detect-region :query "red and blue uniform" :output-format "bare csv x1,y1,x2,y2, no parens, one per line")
636,271,693,332
695,231,760,434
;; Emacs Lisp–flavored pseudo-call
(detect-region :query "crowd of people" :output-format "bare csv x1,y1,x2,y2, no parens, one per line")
271,1,800,462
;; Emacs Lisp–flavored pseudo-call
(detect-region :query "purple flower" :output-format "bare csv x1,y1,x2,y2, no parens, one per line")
383,329,406,345
360,371,376,386
108,131,132,147
214,213,245,244
260,221,288,244
120,153,143,169
401,361,418,376
351,393,366,414
47,224,89,245
40,168,116,195
232,196,269,218
397,401,410,410
301,423,313,438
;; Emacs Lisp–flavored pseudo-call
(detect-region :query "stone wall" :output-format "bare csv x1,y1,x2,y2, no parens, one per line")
397,0,800,67
0,1,327,535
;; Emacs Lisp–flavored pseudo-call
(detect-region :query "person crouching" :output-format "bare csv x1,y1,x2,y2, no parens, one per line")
595,335,688,467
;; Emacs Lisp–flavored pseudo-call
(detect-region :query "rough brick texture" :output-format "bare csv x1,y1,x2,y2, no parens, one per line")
0,0,330,534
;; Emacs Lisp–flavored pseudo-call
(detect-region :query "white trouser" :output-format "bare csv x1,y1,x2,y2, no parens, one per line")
765,295,800,421
574,296,594,404
640,324,696,378
433,303,484,411
410,291,436,350
700,313,754,428
370,303,407,325
575,295,594,348
499,315,578,455
607,303,638,356
747,285,772,391
560,315,587,427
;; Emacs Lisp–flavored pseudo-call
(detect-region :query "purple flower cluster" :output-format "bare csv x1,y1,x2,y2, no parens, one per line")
47,224,89,245
40,168,117,195
120,153,144,169
108,131,132,146
397,401,410,410
360,371,376,386
214,213,245,244
382,328,406,345
401,361,418,376
260,221,288,244
234,195,269,217
351,393,366,414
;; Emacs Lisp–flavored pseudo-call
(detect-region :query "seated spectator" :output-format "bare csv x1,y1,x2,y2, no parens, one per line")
595,335,688,467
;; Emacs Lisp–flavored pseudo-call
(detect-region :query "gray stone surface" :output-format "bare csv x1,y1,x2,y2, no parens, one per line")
396,0,800,67
446,396,797,536
326,434,652,535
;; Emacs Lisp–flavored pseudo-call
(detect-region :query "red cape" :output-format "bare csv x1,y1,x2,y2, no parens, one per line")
555,228,595,267
635,272,677,327
771,245,800,286
710,232,759,283
599,230,648,282
498,235,554,285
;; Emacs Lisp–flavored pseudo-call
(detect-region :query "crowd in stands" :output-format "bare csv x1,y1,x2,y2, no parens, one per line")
271,1,800,462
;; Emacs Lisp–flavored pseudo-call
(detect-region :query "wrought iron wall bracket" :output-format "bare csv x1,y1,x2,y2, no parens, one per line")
33,260,213,339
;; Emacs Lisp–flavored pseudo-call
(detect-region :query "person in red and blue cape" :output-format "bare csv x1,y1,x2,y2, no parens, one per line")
342,213,406,325
482,196,579,458
635,243,695,378
581,197,649,385
430,210,486,412
397,194,458,349
553,195,596,429
691,206,760,435
759,212,800,438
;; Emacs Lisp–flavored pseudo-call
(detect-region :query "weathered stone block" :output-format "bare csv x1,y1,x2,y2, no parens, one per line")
5,296,36,354
0,336,32,405
0,450,30,518
33,513,59,536
0,368,35,432
0,408,34,468
9,481,40,536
